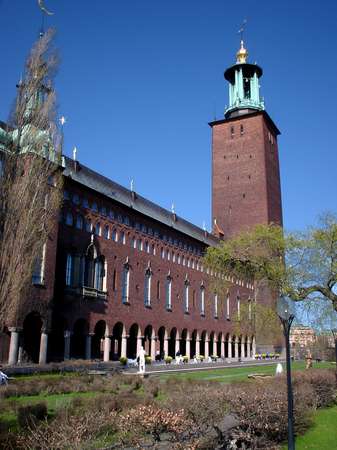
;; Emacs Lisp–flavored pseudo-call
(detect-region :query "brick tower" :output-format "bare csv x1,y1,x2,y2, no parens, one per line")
210,39,283,238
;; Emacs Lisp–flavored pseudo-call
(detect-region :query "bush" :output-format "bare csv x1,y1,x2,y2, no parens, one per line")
145,356,152,365
293,369,336,408
198,355,205,362
183,356,189,363
17,402,48,428
119,356,128,366
165,356,172,364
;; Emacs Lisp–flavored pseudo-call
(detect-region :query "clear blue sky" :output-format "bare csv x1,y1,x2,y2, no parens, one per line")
0,0,336,233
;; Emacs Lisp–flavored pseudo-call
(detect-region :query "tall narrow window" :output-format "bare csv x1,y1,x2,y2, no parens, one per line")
184,279,189,313
200,285,205,316
237,295,241,320
122,262,130,304
113,269,117,291
214,294,218,318
103,225,110,239
226,293,230,319
65,253,73,286
85,218,92,233
65,212,73,226
94,257,104,290
32,244,46,285
248,299,252,320
112,229,118,242
156,280,160,300
95,222,101,236
165,275,172,310
240,124,244,135
144,268,152,307
120,231,125,245
76,215,84,230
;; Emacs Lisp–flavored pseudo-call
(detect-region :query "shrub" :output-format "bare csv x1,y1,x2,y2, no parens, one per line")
165,356,173,364
198,355,204,362
145,356,152,365
119,356,128,366
17,402,48,428
183,356,189,363
293,369,336,408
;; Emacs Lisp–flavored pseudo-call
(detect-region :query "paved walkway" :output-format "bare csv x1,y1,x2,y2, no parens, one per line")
123,359,284,375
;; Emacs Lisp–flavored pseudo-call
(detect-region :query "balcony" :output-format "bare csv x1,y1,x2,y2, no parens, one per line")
82,286,107,300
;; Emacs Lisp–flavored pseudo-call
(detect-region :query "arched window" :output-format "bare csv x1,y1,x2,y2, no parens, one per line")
172,252,176,263
144,267,152,307
177,254,181,265
237,295,241,320
95,222,101,236
92,202,98,212
76,215,84,230
32,243,46,285
165,275,172,310
84,246,105,291
120,231,126,245
137,239,143,251
72,193,80,205
167,251,170,261
184,279,190,313
151,244,156,255
200,285,205,316
122,261,130,304
131,236,136,248
145,241,150,253
65,253,73,286
111,229,118,242
103,225,110,239
182,256,186,266
82,198,89,208
226,292,230,319
85,218,92,233
214,294,218,318
65,212,73,226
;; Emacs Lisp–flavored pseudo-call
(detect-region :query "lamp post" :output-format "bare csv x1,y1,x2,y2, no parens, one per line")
277,296,296,450
331,328,337,384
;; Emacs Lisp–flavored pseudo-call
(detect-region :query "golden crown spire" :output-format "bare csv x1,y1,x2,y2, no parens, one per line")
236,40,248,64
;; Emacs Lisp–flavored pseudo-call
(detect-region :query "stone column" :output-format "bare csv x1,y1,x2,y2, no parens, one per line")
204,340,209,359
39,331,48,365
234,338,239,359
64,330,71,360
221,339,225,358
8,327,21,365
150,336,157,361
164,338,169,358
120,335,127,359
241,339,245,360
252,336,256,357
85,334,92,360
228,339,232,359
247,338,251,359
186,338,191,358
195,339,200,357
104,335,112,361
175,338,180,356
137,336,143,357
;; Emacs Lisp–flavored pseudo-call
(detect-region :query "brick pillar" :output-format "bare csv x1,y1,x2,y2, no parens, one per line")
8,328,21,365
39,331,48,365
103,336,111,361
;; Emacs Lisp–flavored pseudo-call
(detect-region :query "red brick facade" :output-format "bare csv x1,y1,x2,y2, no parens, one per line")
211,111,283,238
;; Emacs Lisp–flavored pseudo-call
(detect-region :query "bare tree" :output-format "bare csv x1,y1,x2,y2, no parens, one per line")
0,29,63,327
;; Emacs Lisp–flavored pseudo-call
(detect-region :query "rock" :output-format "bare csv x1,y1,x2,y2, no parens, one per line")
158,432,172,442
215,414,240,435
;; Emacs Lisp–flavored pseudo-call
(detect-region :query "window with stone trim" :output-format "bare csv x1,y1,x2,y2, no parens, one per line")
214,294,218,318
76,215,84,230
103,225,110,239
122,262,130,304
144,267,152,307
184,279,190,313
226,292,230,319
200,285,205,315
65,211,73,226
32,243,46,285
165,275,172,310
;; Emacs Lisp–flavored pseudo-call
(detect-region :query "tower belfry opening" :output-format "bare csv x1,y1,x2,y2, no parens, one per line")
224,40,264,118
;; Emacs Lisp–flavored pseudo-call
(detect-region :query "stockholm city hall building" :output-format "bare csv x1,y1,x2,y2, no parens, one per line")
0,39,282,365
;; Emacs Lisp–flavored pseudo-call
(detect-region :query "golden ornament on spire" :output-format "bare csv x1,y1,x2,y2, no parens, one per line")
236,40,248,64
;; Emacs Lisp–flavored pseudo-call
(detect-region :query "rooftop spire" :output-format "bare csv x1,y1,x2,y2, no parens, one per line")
236,40,248,64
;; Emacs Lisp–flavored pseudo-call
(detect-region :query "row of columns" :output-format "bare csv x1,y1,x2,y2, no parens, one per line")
7,326,257,365
8,327,49,366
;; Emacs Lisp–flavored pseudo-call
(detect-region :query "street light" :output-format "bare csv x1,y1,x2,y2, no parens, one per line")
277,296,296,450
331,328,337,383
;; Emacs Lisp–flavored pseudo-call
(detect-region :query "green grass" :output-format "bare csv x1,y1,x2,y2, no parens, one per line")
282,405,337,450
157,361,332,383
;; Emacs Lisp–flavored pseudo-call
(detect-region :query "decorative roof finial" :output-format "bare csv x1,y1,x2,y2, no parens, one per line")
171,202,175,214
73,146,77,161
130,178,134,192
237,19,248,63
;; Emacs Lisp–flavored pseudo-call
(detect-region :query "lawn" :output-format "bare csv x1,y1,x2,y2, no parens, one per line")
157,361,332,383
282,405,337,450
